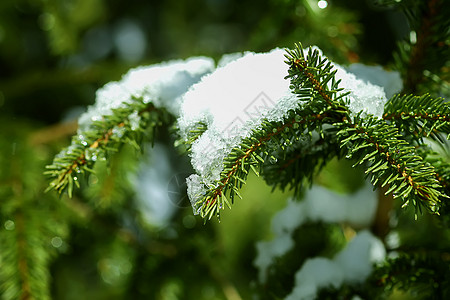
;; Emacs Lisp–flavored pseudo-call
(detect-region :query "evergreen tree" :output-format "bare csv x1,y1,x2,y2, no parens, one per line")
0,0,449,299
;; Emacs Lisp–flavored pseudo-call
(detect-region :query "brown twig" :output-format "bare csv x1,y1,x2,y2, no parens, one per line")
404,0,441,93
28,120,78,146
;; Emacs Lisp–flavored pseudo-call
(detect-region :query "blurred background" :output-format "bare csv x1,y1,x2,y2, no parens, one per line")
0,0,413,299
0,0,409,126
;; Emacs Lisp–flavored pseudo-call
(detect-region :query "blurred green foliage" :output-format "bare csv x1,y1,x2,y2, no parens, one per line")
0,0,402,124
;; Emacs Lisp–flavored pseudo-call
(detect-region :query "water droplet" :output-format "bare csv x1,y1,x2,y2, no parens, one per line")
89,175,99,185
112,126,126,138
4,220,15,230
85,148,99,161
51,236,63,248
78,135,88,146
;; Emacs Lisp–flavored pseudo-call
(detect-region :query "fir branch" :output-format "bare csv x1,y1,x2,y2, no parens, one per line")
46,57,213,196
416,145,450,197
83,144,139,209
176,121,208,152
433,162,450,193
262,129,343,195
195,112,329,219
15,212,32,300
338,116,446,215
285,43,350,113
193,43,368,219
370,252,450,299
0,137,68,300
45,100,170,196
287,43,449,216
390,0,450,94
403,0,445,93
0,210,58,300
193,43,449,221
383,94,450,141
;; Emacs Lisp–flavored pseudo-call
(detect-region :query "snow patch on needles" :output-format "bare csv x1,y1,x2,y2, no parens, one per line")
177,47,400,215
334,64,388,118
178,48,295,139
285,230,385,300
186,174,209,215
312,48,402,118
346,63,403,99
334,63,403,118
178,48,306,209
77,57,215,133
254,183,378,283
